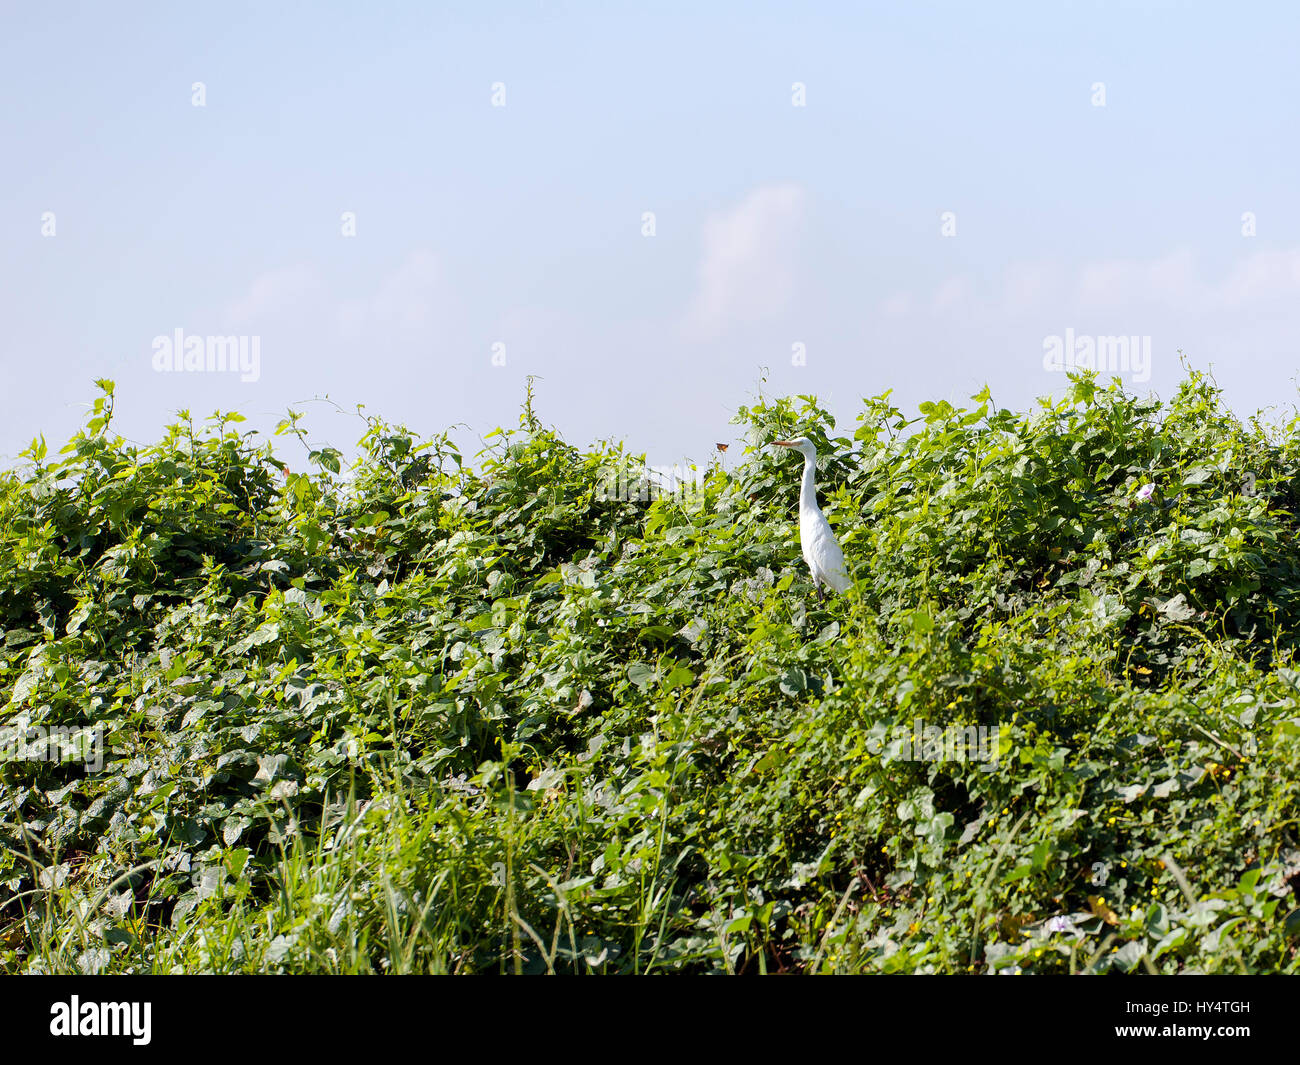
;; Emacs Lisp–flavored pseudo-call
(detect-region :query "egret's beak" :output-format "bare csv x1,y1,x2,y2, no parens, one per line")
771,440,795,447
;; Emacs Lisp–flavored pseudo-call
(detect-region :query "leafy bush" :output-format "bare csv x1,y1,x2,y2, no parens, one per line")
2,370,1300,973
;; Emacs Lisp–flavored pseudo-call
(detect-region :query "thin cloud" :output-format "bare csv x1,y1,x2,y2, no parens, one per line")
224,265,321,329
1077,247,1300,313
685,183,806,338
339,250,443,337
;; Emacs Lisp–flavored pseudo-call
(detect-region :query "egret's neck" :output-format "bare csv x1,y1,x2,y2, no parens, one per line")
799,453,818,514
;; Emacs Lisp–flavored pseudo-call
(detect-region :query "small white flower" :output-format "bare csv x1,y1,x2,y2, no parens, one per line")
1136,482,1156,502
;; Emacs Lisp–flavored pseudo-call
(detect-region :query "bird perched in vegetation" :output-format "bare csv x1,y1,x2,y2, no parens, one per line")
771,437,852,599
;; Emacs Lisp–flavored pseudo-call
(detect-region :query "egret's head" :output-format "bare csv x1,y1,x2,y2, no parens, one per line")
771,437,817,460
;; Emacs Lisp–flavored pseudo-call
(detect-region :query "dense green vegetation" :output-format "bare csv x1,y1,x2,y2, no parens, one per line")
3,370,1300,973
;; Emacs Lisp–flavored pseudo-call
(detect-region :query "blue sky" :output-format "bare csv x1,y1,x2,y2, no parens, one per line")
4,1,1299,470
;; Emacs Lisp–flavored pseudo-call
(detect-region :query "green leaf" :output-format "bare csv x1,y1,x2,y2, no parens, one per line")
627,663,655,690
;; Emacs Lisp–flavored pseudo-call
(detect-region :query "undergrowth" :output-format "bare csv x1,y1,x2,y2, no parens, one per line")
2,369,1300,973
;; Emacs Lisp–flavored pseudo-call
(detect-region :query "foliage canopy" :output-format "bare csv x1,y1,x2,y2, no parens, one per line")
2,371,1299,973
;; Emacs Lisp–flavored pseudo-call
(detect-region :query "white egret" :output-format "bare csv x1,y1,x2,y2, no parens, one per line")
771,437,852,599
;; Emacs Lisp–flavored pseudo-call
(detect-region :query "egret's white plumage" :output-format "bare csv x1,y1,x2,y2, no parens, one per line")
772,437,852,598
